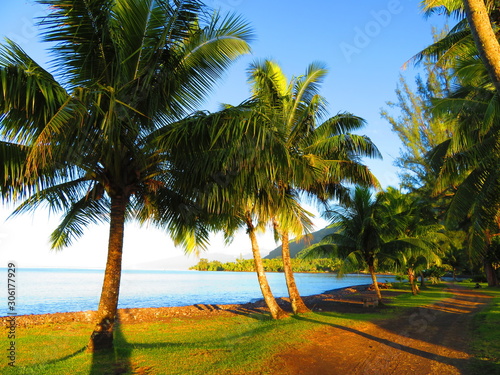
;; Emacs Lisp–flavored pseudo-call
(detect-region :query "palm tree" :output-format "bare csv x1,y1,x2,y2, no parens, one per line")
299,187,386,301
158,104,293,319
246,60,380,314
378,189,444,295
421,0,500,91
301,187,443,302
159,59,380,318
0,0,252,351
463,0,500,90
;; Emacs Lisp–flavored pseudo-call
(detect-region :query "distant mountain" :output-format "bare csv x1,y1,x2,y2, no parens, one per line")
264,226,335,259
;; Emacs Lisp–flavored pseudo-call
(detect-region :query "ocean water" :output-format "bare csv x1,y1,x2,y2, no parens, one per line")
2,268,396,316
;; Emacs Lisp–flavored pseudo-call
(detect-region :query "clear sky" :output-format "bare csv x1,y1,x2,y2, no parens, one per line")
0,0,446,269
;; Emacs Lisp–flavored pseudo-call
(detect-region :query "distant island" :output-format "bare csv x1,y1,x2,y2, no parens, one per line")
189,257,340,273
190,226,339,272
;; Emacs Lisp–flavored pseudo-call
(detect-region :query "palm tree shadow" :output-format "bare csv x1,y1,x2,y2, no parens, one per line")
225,306,275,320
90,323,132,375
43,346,87,366
191,302,272,320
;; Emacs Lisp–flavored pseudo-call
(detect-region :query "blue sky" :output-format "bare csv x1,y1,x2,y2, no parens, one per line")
0,0,447,269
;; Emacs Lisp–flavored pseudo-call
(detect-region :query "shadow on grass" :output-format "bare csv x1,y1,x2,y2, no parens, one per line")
190,302,272,321
467,358,500,375
43,346,87,366
89,323,133,375
225,307,274,320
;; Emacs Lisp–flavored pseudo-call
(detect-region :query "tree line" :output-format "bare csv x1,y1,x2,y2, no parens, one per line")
190,257,342,273
1,0,499,353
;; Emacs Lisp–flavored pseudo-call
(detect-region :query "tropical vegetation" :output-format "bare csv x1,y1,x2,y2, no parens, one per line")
1,0,500,360
299,186,445,301
413,0,500,286
190,257,342,273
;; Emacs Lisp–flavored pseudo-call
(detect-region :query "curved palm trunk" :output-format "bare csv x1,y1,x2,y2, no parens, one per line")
280,231,310,314
463,0,500,93
87,195,127,352
245,214,288,319
368,263,382,302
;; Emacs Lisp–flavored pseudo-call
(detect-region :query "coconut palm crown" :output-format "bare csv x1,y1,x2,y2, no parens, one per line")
0,0,252,351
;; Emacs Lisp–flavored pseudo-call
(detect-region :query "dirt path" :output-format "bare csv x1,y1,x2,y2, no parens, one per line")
271,284,492,375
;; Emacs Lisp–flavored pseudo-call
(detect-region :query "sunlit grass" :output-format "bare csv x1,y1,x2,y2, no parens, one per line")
386,283,452,309
3,314,314,375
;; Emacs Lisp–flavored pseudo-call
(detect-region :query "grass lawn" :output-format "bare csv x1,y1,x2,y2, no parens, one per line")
1,283,498,375
467,283,500,374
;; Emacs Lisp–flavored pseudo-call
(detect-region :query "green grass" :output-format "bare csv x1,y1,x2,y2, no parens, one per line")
5,314,315,375
467,284,500,374
385,283,453,309
1,283,496,375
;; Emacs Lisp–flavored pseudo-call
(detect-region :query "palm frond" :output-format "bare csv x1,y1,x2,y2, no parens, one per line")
50,194,110,249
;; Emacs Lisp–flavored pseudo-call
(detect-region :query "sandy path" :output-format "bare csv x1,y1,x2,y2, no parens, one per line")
271,285,492,375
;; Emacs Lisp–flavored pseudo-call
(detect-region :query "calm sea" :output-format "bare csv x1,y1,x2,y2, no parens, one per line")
2,268,396,316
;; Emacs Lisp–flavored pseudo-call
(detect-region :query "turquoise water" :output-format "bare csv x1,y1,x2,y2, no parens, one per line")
2,268,395,316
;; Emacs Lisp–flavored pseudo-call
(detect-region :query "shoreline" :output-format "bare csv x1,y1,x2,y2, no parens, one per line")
2,283,386,327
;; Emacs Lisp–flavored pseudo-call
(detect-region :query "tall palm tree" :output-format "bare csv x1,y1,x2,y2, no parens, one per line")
463,0,500,91
158,104,293,319
0,0,252,351
246,60,380,314
160,59,380,318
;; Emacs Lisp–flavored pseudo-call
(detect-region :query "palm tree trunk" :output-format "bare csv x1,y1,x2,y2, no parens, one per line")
87,195,127,352
408,268,418,295
280,231,310,314
368,263,382,302
484,259,499,287
463,0,500,93
245,214,288,319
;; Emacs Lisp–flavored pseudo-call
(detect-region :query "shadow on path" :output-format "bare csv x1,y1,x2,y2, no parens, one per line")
294,314,471,370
